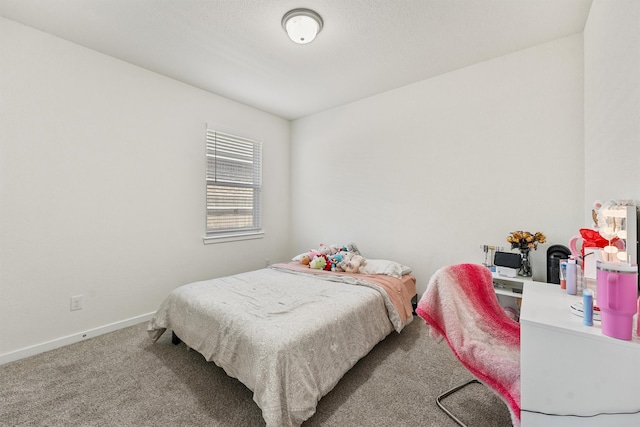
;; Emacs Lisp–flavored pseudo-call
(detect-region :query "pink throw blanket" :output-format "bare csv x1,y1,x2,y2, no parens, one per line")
416,264,520,426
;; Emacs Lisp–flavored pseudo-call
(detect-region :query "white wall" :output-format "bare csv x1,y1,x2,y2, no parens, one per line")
584,0,640,215
291,35,585,295
0,17,291,357
2,10,609,359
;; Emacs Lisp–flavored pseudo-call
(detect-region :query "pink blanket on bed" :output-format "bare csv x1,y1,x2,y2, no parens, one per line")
272,262,416,326
416,263,520,427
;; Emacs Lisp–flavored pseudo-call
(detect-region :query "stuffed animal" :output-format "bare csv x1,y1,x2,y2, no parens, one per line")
328,252,343,271
302,243,364,272
319,244,333,256
309,255,326,270
308,249,321,259
310,254,332,271
346,242,361,254
343,254,365,274
337,251,353,272
323,254,332,271
300,255,311,267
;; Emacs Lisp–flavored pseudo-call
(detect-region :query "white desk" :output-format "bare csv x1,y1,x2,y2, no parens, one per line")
520,281,640,426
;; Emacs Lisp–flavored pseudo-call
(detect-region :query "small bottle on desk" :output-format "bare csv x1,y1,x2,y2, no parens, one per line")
559,261,567,290
566,258,577,295
583,288,594,326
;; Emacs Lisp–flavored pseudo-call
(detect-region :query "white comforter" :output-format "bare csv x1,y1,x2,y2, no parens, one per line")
148,265,410,426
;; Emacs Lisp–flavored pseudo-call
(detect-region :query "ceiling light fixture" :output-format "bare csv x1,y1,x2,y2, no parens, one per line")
282,8,323,44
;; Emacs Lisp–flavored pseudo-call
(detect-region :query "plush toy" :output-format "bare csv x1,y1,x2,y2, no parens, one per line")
346,242,361,255
343,254,365,274
308,249,321,259
328,253,343,271
302,243,364,272
319,244,333,256
323,254,332,271
309,255,326,270
337,251,352,272
310,254,332,271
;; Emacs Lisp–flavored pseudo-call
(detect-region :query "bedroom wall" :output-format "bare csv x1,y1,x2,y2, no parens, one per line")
0,17,291,359
291,35,585,295
584,0,640,213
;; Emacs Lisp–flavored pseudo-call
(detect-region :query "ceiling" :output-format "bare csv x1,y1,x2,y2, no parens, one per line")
0,0,593,120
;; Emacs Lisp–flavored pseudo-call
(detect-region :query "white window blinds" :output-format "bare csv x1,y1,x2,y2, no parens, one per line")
206,128,262,238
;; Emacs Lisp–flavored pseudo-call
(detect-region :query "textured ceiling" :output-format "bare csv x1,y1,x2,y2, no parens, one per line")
0,0,592,120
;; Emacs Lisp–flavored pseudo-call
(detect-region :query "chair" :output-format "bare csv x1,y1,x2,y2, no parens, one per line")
416,263,520,427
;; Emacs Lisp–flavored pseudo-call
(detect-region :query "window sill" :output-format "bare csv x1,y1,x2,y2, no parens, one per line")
203,231,264,245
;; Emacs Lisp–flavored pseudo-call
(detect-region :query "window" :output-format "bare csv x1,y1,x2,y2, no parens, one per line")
204,128,263,243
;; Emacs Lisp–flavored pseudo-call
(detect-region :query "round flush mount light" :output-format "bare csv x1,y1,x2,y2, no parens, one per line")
282,8,323,44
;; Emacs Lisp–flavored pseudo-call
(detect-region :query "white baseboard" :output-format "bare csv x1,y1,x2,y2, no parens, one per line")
0,312,155,366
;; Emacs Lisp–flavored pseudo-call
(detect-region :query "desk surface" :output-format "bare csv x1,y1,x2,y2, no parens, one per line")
520,280,640,349
520,280,640,427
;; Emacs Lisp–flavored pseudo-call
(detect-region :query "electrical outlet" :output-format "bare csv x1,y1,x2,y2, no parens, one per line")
70,295,83,311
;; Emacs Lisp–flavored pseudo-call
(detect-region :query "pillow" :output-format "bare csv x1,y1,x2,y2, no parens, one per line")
359,259,412,279
291,252,307,262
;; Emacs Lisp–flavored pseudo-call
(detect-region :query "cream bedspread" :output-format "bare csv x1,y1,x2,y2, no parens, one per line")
147,264,414,427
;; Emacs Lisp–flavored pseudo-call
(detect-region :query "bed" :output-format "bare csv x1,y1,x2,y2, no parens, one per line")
147,259,416,427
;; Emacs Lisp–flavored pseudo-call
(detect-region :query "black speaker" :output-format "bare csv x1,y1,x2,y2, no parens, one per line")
547,244,571,284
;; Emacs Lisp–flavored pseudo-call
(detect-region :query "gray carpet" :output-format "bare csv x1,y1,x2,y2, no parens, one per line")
0,318,512,426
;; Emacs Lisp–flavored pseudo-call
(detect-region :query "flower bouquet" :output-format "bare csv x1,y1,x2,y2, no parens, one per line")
507,231,546,251
506,231,546,276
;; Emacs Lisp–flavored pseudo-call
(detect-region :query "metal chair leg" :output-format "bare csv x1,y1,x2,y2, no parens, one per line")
436,379,481,427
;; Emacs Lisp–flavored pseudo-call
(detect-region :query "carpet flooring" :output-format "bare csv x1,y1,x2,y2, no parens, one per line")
0,318,512,426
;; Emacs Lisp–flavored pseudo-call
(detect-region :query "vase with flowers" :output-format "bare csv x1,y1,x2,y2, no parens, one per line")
506,231,547,277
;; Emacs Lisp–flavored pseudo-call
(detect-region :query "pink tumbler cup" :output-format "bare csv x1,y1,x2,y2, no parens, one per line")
596,262,638,340
637,297,640,337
